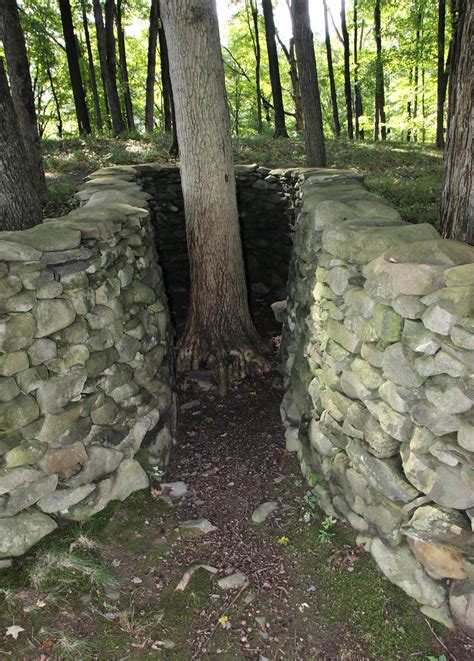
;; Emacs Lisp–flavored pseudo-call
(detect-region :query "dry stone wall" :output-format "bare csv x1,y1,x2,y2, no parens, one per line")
136,164,294,306
0,165,176,563
280,169,474,636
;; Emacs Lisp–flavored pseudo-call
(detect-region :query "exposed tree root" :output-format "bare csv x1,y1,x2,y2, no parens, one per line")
177,326,272,397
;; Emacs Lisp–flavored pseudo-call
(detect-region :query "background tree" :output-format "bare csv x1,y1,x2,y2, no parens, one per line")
81,0,103,132
353,0,364,139
290,0,326,166
145,0,159,132
0,0,47,202
58,0,91,135
161,0,268,395
440,0,472,244
0,59,43,231
436,0,446,148
322,0,341,137
116,0,135,131
340,0,354,139
373,0,387,140
262,0,287,138
93,0,124,135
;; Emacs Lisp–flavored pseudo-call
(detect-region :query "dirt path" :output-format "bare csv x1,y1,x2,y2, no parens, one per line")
1,322,473,659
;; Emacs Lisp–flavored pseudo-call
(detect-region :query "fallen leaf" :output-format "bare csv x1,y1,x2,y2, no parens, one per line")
6,625,25,640
278,536,289,545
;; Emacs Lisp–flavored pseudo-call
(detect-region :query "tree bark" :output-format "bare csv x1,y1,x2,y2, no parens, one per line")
290,0,326,166
157,1,172,133
340,0,354,139
145,0,159,132
247,1,262,133
436,0,446,148
262,0,287,137
81,0,103,132
160,0,268,395
0,0,47,202
373,0,387,140
323,0,341,137
440,0,472,244
353,0,364,139
93,0,124,135
0,59,43,231
58,0,91,135
116,0,134,131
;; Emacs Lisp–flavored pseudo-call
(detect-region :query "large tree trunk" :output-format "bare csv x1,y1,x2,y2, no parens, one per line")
440,0,472,244
145,0,159,132
353,0,364,139
248,0,262,133
340,0,354,139
0,0,47,202
373,0,387,140
262,0,287,138
58,0,91,135
0,59,42,231
323,0,341,137
116,0,135,131
436,0,446,148
81,0,103,132
160,0,268,395
93,0,124,135
290,0,326,166
157,1,172,133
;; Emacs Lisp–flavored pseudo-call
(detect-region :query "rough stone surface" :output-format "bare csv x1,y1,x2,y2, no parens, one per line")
280,169,474,631
252,501,279,523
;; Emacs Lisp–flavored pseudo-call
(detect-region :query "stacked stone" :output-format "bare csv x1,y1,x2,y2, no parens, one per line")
136,164,295,299
280,169,474,635
0,165,176,563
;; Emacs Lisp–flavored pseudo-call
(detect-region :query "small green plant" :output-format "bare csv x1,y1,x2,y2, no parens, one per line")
301,489,320,522
149,465,165,482
318,516,337,544
29,551,115,592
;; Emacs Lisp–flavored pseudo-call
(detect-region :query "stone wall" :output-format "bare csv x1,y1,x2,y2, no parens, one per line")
280,170,474,635
0,165,176,562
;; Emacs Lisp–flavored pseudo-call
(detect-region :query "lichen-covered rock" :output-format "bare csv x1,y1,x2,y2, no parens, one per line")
369,538,447,608
0,509,57,557
449,581,474,637
34,299,76,337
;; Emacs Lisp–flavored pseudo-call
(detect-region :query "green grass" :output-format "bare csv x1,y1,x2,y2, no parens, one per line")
42,134,444,229
291,521,445,660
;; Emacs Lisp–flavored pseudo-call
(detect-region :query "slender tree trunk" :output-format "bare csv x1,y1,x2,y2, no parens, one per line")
46,63,63,139
116,0,134,130
407,68,412,142
340,0,354,139
323,0,341,137
436,0,446,148
58,0,91,135
92,0,124,135
158,1,172,133
440,0,472,244
421,68,426,142
413,10,422,143
161,0,268,395
290,0,326,166
373,0,387,140
145,0,159,132
248,0,262,133
353,0,364,139
0,59,42,231
81,0,103,132
0,0,47,202
277,35,304,132
262,0,287,137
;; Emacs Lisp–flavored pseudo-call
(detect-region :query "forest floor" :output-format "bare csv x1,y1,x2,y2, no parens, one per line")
2,136,471,659
42,133,444,228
